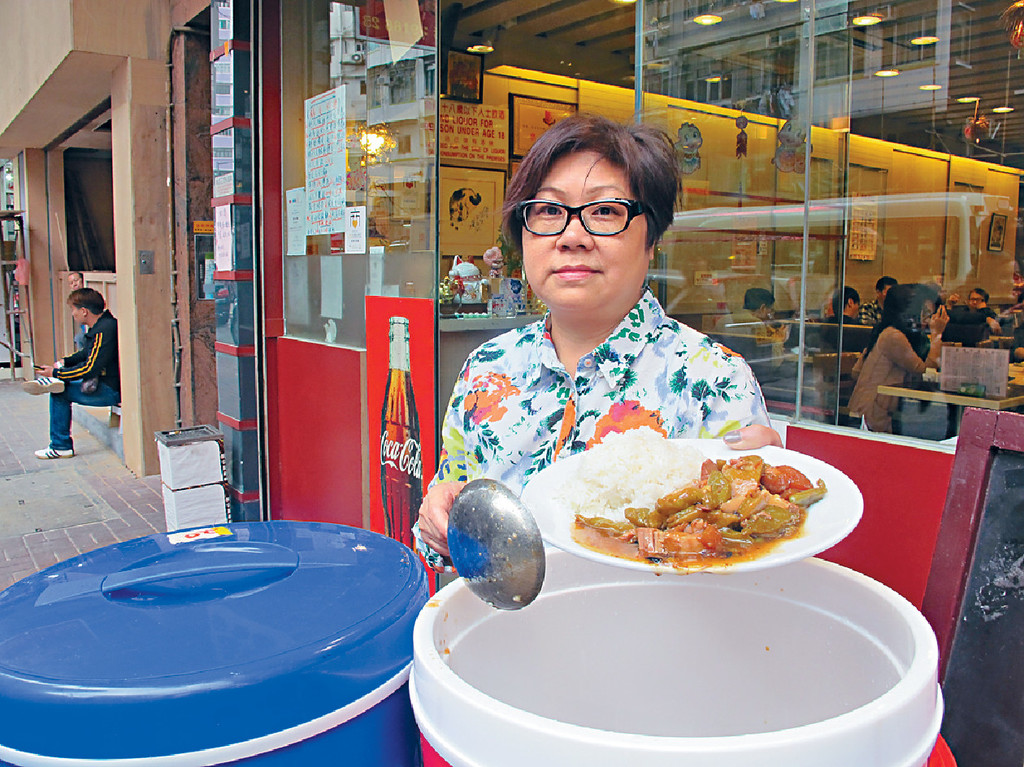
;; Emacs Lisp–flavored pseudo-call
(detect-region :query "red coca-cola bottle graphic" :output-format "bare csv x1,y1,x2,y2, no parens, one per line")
380,316,423,549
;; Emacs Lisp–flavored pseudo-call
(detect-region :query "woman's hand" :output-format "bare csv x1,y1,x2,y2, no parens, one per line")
38,364,55,377
722,424,783,450
928,304,949,336
417,481,467,558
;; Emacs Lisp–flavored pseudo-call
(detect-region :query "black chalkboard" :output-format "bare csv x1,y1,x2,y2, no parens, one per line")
923,408,1024,766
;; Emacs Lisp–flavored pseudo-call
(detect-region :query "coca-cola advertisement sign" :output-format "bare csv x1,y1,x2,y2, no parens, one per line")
366,297,436,551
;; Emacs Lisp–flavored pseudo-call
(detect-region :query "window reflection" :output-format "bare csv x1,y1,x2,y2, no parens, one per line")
280,0,435,347
643,0,1022,441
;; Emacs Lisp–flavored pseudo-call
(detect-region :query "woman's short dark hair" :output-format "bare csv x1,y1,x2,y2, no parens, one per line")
970,287,989,303
501,114,679,253
68,287,105,315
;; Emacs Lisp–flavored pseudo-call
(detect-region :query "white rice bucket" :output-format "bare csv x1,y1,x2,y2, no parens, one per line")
412,550,943,767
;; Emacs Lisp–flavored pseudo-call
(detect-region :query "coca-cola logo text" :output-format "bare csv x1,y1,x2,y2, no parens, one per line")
380,435,422,480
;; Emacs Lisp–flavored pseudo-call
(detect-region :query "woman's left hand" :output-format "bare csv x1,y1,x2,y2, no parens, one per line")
722,424,783,450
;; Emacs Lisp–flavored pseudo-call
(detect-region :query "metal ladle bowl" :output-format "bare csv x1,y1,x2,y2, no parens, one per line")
446,479,546,610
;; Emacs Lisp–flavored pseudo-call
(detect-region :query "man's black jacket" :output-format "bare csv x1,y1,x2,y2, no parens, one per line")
54,310,120,393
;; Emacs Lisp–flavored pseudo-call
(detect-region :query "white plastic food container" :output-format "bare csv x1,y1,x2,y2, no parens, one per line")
412,550,942,767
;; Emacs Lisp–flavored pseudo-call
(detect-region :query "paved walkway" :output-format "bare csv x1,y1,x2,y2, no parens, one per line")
0,379,166,590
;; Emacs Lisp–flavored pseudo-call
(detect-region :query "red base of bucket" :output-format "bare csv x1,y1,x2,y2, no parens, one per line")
421,734,956,767
927,736,956,767
420,734,446,767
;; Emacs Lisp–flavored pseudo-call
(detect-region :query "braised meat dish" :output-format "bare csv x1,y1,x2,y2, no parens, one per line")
572,455,826,569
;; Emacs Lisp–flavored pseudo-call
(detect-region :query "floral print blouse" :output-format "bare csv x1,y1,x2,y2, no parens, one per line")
414,290,771,570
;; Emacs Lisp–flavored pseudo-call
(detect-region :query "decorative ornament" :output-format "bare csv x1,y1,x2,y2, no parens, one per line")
735,115,749,158
1001,1,1024,49
674,122,703,180
964,102,990,143
482,246,504,278
771,119,807,174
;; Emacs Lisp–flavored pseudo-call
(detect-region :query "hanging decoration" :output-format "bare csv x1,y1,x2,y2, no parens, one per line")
735,115,749,158
963,101,990,143
674,122,703,178
1001,1,1024,50
771,119,807,173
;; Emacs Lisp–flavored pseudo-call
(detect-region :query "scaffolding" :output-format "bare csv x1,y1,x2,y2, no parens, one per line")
0,211,30,380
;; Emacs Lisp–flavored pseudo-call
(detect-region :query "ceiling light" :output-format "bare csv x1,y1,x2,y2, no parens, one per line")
693,14,723,25
705,75,722,83
910,35,939,45
466,42,493,53
775,0,799,3
874,69,900,77
610,0,636,4
956,96,980,103
919,83,942,91
852,14,883,26
992,106,1015,113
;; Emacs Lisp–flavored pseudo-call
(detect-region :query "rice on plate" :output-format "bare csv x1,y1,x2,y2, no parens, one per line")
554,428,706,523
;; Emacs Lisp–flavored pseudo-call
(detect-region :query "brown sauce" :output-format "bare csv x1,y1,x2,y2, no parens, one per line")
571,513,807,572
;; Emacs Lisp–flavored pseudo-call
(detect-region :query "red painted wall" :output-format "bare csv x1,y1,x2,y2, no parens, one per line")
787,425,955,609
265,337,366,525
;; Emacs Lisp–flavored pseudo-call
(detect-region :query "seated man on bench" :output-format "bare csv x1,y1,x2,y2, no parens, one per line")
22,287,120,459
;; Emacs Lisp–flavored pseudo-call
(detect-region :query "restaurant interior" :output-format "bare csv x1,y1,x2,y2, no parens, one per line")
279,0,1023,444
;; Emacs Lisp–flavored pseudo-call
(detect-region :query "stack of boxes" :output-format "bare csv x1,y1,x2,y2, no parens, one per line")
155,426,229,531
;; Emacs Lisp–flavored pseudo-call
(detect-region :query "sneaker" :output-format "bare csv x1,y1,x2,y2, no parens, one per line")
22,376,64,395
35,447,75,460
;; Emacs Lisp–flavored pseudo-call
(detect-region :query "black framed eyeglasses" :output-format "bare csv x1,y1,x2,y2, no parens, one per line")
516,198,646,236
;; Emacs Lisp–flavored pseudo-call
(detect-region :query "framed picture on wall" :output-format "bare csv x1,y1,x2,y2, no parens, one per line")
510,95,577,157
444,51,483,103
988,213,1007,252
439,166,505,257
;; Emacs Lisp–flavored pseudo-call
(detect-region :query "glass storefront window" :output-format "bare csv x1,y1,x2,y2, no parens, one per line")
643,0,1023,441
273,0,1023,443
279,0,436,347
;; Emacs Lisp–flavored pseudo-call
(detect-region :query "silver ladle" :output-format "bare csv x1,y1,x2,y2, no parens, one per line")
447,479,546,610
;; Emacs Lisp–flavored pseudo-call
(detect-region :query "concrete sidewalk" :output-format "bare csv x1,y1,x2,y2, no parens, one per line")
0,380,166,591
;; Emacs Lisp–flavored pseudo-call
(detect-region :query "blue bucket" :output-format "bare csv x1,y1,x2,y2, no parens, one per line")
0,522,428,765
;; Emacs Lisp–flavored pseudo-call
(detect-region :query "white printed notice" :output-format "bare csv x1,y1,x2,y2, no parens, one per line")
427,102,509,165
345,206,366,254
286,188,306,255
305,88,346,236
940,346,1010,398
214,205,232,271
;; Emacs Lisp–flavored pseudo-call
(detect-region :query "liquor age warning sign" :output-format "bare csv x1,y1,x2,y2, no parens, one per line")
425,102,509,165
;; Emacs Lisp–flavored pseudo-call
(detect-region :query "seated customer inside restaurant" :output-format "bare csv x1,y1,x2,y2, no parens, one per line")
722,288,792,383
946,287,1001,335
858,276,898,327
848,284,950,433
414,114,782,570
821,286,870,353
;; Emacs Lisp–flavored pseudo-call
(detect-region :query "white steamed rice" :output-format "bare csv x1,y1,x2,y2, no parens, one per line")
556,428,706,522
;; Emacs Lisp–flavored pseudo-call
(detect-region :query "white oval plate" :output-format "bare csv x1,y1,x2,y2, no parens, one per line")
519,439,863,575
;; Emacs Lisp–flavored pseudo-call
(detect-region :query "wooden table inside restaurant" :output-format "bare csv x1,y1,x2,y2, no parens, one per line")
877,378,1024,438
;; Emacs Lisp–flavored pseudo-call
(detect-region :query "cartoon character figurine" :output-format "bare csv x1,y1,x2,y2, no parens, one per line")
674,122,703,178
772,119,807,174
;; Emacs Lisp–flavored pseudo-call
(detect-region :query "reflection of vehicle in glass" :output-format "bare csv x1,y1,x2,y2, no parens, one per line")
666,192,1003,288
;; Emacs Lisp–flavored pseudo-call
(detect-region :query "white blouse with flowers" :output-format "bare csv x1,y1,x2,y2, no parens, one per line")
414,290,771,570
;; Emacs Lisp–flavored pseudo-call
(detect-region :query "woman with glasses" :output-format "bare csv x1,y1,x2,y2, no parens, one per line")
415,114,781,569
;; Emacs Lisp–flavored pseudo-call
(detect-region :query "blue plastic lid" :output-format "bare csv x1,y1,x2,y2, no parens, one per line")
0,522,428,761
